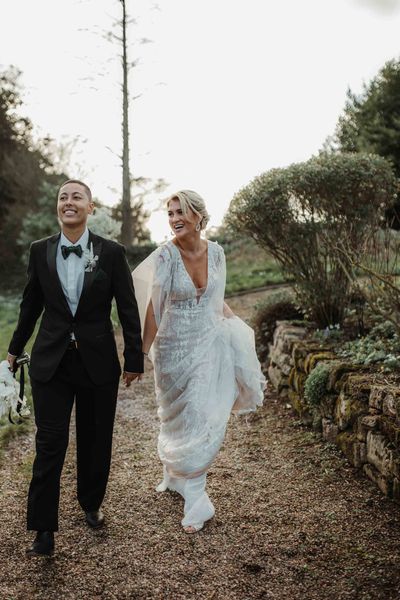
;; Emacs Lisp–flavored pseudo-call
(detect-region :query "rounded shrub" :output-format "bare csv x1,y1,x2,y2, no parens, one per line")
227,153,397,328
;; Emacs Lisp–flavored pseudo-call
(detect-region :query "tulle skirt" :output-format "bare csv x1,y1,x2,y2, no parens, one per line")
153,312,266,480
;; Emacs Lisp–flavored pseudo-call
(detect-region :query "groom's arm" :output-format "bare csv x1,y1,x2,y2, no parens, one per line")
8,243,44,359
112,243,144,375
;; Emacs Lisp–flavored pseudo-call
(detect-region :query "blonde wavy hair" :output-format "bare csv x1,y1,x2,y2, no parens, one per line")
167,190,210,231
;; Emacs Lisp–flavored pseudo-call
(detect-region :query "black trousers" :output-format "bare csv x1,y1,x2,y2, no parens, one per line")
27,346,119,532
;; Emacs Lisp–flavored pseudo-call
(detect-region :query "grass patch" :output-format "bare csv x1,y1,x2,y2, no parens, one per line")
215,235,289,295
0,293,38,360
0,295,21,359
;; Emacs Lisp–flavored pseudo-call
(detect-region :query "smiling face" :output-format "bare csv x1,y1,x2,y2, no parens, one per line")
57,182,94,230
167,198,201,239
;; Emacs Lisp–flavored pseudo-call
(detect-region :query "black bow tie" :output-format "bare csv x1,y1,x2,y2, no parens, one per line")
61,244,83,259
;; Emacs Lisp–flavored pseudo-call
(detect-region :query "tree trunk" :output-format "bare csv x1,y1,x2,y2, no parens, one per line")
120,0,133,247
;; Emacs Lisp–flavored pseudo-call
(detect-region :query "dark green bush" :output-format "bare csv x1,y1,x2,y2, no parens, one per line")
252,290,303,364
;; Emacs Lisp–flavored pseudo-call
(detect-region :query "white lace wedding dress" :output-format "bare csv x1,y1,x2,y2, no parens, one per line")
132,240,266,529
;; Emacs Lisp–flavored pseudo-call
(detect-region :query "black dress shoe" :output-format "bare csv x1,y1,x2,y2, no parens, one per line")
85,509,105,529
26,531,54,557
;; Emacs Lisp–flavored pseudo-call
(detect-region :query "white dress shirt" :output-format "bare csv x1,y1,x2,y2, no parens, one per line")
56,228,89,318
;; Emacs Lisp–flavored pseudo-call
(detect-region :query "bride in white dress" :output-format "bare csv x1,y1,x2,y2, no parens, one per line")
132,190,266,533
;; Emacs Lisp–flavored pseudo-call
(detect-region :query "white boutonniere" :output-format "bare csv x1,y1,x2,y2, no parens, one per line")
83,242,99,273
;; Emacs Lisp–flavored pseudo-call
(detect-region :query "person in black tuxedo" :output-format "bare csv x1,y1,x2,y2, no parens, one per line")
7,179,143,557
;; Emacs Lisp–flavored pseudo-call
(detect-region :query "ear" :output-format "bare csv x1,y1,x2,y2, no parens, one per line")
87,201,95,215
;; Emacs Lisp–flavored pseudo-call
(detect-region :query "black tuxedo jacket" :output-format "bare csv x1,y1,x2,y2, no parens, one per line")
9,230,144,384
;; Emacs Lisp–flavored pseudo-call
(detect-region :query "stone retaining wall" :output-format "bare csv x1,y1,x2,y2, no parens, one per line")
268,320,400,502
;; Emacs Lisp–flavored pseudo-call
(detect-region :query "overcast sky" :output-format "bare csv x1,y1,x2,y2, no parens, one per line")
1,0,400,241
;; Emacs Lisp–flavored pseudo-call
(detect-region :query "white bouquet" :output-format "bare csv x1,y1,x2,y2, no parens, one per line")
0,360,30,420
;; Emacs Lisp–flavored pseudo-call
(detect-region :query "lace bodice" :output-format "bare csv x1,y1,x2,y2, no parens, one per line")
169,241,221,297
153,240,225,316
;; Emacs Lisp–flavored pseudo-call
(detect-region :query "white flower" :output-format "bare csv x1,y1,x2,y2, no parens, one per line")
83,242,99,273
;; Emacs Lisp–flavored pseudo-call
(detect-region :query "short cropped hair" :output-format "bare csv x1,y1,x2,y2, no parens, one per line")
167,190,210,230
58,179,93,202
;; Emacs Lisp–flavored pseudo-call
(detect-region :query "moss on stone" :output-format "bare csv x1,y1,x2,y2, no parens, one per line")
380,415,400,448
326,362,364,393
293,371,307,394
311,410,322,432
336,431,366,468
393,477,400,501
288,390,313,425
335,391,369,431
319,394,337,419
336,430,357,452
304,351,337,374
288,366,296,389
343,374,372,402
292,341,328,362
363,463,394,497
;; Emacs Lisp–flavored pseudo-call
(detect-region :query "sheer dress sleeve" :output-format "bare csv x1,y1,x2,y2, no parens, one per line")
132,244,173,330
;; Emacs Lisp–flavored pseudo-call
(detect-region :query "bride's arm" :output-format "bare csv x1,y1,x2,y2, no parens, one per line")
223,301,235,318
142,300,158,354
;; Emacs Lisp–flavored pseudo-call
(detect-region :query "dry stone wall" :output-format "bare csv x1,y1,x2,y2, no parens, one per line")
268,320,400,503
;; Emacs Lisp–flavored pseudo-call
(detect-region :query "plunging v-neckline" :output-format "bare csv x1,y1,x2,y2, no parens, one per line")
170,240,209,295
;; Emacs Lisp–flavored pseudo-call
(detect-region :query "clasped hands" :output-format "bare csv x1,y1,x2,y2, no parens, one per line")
8,354,143,387
10,353,141,387
123,372,142,387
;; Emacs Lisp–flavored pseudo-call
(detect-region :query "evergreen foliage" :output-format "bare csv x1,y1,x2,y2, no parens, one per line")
17,181,60,264
331,58,400,227
0,68,66,287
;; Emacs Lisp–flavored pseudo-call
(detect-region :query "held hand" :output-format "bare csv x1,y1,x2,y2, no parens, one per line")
7,353,17,372
123,372,143,387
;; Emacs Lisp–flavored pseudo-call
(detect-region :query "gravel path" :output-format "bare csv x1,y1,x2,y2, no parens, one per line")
0,289,400,600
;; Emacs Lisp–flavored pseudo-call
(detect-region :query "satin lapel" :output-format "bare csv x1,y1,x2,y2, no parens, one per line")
46,234,73,316
76,231,103,315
